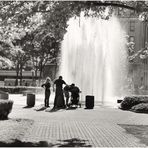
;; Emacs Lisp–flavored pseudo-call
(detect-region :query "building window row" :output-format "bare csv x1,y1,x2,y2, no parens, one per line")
130,21,135,32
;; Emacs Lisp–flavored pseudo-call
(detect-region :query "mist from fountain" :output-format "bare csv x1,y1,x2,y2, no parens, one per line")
60,13,128,105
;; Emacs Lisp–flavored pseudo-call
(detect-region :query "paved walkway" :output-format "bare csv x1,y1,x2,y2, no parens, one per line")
9,94,148,147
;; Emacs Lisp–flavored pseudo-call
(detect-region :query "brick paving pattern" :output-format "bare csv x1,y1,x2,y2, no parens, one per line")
9,94,148,147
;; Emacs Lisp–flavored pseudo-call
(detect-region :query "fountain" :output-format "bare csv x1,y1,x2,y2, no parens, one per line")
60,12,128,106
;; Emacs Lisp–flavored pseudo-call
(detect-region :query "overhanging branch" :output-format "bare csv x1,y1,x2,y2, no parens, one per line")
34,1,148,13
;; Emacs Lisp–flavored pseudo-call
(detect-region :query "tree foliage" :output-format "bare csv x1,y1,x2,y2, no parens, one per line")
0,1,148,81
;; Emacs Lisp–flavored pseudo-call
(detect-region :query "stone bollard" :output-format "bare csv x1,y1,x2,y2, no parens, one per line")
85,95,94,109
0,93,9,100
27,93,35,107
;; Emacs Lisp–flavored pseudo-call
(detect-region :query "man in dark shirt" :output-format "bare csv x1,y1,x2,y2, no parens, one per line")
70,83,80,106
53,76,66,108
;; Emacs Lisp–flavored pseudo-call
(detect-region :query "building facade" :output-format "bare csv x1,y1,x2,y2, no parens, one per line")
116,8,148,94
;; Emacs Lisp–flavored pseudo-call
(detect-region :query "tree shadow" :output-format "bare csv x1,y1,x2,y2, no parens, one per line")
0,138,92,147
57,138,92,147
0,139,54,147
119,124,148,146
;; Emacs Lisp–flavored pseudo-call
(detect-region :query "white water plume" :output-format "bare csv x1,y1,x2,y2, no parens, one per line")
60,13,128,104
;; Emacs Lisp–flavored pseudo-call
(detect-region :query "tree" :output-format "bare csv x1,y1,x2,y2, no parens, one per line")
31,32,59,83
0,0,148,82
0,40,12,69
11,32,33,86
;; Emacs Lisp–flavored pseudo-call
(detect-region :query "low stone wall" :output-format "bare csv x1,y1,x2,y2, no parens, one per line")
0,86,44,94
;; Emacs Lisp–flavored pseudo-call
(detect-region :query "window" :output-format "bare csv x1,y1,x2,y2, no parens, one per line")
129,36,135,42
130,21,135,31
118,7,123,16
130,10,135,17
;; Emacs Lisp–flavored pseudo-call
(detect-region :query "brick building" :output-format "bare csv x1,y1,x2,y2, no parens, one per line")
116,8,148,94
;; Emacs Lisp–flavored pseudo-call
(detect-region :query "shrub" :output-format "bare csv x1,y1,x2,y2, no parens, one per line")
131,103,148,113
120,96,148,110
0,100,13,120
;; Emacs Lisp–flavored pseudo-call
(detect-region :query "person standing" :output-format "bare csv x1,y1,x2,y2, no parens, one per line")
53,76,66,108
64,85,71,107
41,77,51,107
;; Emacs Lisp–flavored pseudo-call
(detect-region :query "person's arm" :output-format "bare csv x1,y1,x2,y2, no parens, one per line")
63,80,67,86
41,83,45,88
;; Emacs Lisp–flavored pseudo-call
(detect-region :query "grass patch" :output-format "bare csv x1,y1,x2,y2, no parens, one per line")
119,124,148,146
0,118,33,145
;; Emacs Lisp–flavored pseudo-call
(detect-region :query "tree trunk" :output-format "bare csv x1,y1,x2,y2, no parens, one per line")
15,63,19,86
20,64,23,86
35,58,38,80
15,71,19,86
39,65,43,86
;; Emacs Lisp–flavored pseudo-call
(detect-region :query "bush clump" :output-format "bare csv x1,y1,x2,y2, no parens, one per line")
131,103,148,113
120,96,148,110
0,100,13,120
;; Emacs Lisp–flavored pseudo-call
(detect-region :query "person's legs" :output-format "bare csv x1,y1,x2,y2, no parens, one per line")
46,99,49,107
44,98,46,107
72,93,79,107
65,91,69,106
66,97,69,106
53,90,58,108
44,91,47,107
45,91,50,107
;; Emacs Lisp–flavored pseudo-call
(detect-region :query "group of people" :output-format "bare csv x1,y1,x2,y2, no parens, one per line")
41,76,80,109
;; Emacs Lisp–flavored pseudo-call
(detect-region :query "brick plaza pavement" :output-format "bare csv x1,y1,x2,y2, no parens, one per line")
9,94,148,147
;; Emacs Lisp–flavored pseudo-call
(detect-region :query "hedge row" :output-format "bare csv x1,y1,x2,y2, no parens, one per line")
131,103,148,113
120,96,148,113
0,87,44,94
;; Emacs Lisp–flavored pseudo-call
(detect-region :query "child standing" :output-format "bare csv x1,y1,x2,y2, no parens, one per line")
41,77,51,107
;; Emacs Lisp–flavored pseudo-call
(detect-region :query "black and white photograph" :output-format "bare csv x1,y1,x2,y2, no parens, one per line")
0,0,148,147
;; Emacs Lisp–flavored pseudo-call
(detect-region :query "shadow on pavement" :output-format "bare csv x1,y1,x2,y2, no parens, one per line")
84,108,94,110
119,124,148,146
66,106,77,110
34,105,47,111
23,106,34,109
0,140,53,147
0,138,92,147
57,138,92,147
45,107,62,113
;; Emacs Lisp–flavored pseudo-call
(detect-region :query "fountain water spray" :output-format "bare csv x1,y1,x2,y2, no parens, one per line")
60,13,128,105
